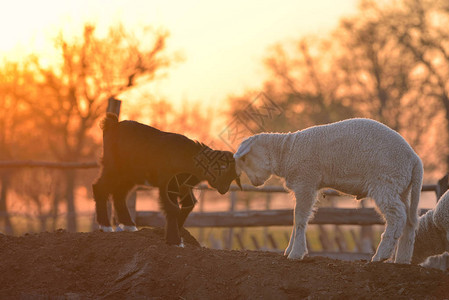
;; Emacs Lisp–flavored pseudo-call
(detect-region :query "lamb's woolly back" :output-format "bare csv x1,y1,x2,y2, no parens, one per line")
253,133,296,177
242,118,421,191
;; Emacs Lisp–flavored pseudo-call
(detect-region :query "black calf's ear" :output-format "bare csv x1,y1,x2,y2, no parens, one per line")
235,176,243,190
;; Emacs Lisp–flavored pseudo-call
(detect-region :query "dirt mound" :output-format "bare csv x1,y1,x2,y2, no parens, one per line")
0,228,448,299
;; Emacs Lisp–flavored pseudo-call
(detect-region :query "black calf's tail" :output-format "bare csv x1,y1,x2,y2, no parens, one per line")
100,113,119,132
99,113,119,168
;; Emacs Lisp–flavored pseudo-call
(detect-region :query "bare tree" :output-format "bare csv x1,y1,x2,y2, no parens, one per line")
0,62,35,234
241,0,445,176
379,0,449,170
334,12,417,131
13,169,59,232
228,37,355,134
24,24,176,231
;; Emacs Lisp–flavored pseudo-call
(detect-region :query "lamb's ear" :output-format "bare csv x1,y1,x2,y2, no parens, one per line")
234,136,255,159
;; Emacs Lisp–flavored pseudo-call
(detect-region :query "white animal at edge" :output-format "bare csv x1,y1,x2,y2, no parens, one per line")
234,118,423,263
412,188,449,270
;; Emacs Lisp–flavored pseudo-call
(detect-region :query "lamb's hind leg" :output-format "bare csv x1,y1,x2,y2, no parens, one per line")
112,182,138,232
372,193,407,262
394,193,417,264
394,220,415,264
287,186,318,260
92,177,113,232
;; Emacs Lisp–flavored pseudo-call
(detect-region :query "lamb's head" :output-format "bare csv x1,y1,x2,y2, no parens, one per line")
234,135,272,187
195,147,242,194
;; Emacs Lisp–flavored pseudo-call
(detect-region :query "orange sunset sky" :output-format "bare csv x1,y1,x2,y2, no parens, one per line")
0,0,358,108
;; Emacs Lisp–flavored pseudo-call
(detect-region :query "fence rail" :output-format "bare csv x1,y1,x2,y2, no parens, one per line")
136,207,431,228
0,159,440,194
0,160,99,169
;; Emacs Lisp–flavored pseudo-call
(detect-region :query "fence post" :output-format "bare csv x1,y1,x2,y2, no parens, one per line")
436,173,449,201
226,190,237,249
263,193,271,249
0,173,14,235
107,97,122,115
198,190,205,244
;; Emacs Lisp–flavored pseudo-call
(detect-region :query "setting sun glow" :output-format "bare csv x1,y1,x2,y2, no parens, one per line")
0,0,358,106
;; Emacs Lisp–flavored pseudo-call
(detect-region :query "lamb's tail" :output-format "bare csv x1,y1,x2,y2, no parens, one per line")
100,113,119,132
408,159,424,228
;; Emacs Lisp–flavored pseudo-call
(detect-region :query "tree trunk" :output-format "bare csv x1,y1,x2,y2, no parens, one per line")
51,190,60,231
0,173,14,235
65,170,77,232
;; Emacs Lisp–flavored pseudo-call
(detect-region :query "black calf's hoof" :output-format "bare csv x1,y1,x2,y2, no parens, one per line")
99,225,114,232
115,225,138,232
166,236,182,246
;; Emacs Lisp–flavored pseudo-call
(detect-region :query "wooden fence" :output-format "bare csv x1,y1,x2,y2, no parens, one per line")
136,183,436,228
0,161,439,225
134,183,437,260
136,206,431,228
0,159,442,261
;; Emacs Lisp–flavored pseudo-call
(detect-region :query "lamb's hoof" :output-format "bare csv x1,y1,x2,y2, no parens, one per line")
393,258,410,264
371,254,389,263
99,225,114,233
287,251,306,260
115,224,138,232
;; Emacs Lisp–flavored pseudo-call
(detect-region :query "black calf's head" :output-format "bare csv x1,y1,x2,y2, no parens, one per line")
194,147,241,194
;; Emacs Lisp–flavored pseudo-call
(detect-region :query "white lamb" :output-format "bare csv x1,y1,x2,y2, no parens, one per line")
234,118,423,263
412,189,449,267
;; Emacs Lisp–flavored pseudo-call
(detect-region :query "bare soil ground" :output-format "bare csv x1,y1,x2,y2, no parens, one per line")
0,228,448,299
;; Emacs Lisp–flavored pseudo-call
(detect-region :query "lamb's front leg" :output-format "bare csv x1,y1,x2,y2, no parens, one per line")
287,187,317,260
284,227,296,257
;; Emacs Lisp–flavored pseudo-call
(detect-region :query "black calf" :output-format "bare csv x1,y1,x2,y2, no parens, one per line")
92,113,241,244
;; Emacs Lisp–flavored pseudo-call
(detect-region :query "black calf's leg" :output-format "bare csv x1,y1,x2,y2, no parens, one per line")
159,181,181,245
165,214,180,245
92,178,112,230
178,187,197,229
112,182,137,231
